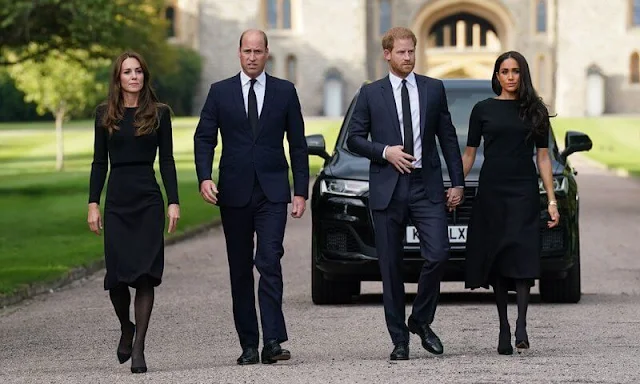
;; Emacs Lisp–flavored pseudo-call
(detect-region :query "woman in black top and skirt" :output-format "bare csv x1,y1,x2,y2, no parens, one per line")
87,51,180,373
462,51,560,355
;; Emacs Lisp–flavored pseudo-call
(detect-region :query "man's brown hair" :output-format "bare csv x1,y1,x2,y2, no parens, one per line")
381,27,417,51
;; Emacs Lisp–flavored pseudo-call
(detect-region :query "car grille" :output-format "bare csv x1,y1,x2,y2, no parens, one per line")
540,226,564,252
324,225,360,253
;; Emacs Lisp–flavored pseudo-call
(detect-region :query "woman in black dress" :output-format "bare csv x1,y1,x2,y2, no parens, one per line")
462,51,560,355
87,51,180,373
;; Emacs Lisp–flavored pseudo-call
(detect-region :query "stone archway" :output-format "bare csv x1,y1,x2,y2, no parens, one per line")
411,0,515,79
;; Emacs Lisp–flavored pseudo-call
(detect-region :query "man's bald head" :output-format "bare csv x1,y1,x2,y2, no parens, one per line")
239,29,269,50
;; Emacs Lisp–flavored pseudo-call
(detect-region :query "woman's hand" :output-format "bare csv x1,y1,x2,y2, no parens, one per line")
167,204,180,233
87,203,102,235
547,203,560,228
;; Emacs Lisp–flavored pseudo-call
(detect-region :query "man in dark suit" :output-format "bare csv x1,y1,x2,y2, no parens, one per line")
194,29,309,365
347,27,464,360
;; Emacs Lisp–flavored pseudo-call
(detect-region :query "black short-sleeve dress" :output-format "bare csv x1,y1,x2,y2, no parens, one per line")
89,105,179,290
464,98,549,289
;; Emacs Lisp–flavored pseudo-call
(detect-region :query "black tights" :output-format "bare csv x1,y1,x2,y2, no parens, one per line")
109,276,155,365
493,276,530,341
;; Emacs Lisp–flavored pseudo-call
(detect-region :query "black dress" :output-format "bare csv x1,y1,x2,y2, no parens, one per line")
89,106,179,290
464,98,548,289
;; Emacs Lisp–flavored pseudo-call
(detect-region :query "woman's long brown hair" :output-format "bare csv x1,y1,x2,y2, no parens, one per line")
102,51,163,136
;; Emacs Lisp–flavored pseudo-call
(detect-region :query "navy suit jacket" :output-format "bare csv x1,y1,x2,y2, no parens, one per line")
194,73,309,207
347,74,464,210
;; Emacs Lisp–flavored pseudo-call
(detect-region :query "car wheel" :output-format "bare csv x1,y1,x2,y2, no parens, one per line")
539,248,581,304
311,233,360,305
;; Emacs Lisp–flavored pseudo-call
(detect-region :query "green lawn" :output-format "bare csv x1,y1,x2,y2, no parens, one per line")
0,117,341,296
2,114,635,297
552,117,640,177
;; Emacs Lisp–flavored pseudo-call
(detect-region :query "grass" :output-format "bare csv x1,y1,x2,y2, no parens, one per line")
0,117,341,296
552,117,640,177
3,113,635,297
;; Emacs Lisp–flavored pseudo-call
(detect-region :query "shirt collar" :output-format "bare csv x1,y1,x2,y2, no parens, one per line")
240,71,266,87
388,71,416,90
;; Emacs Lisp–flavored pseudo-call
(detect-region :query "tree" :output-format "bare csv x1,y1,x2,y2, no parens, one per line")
0,0,170,65
9,49,108,171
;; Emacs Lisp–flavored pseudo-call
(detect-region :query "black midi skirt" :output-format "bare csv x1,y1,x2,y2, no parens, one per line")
103,164,165,290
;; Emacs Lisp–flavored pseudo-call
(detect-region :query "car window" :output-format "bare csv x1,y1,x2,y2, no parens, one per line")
445,89,495,140
338,84,553,156
340,87,493,152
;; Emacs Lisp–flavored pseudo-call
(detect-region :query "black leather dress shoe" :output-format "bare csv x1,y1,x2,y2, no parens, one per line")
261,340,291,364
390,342,409,360
408,315,444,355
237,347,259,365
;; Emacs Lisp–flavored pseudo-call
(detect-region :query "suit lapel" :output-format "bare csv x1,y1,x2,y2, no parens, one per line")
417,76,428,138
380,77,402,141
255,74,276,141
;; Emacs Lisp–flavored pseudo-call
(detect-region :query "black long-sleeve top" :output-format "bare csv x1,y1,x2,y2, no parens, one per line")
88,105,179,205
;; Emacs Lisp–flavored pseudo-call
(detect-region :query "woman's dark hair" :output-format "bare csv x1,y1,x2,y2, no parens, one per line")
102,51,165,136
491,51,553,138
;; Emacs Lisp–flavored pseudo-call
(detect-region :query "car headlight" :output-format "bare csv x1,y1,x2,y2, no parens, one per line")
320,179,369,196
538,176,568,194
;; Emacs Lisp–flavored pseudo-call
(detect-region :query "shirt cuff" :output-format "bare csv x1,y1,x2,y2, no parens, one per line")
382,145,388,160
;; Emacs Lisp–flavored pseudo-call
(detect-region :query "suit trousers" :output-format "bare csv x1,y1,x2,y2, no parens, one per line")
220,178,289,348
371,171,449,345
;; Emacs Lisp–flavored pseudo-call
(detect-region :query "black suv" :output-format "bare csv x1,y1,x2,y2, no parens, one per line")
306,79,593,305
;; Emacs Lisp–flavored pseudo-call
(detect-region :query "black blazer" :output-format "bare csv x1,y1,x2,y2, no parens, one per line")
347,74,464,210
194,73,309,207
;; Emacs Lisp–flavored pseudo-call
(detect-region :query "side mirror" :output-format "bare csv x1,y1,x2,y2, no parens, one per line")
560,131,592,162
306,134,331,160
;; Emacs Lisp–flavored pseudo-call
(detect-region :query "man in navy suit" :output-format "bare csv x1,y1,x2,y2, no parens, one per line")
347,27,464,360
194,29,309,365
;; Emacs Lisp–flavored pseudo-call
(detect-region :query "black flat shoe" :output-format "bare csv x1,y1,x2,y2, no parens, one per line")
389,343,409,360
497,327,513,355
261,340,291,364
117,322,135,364
237,347,259,365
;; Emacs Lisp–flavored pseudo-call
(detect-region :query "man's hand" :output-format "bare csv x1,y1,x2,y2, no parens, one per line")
446,187,464,212
291,195,306,218
385,145,415,174
199,180,218,205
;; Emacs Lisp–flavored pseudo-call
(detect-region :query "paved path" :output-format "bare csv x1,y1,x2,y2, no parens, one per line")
1,154,639,383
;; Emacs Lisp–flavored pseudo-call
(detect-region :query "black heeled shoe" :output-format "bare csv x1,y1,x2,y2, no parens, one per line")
117,322,135,364
497,327,513,355
130,351,147,374
515,326,530,354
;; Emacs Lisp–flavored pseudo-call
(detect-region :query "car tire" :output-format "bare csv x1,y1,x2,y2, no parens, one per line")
311,233,360,305
539,248,581,304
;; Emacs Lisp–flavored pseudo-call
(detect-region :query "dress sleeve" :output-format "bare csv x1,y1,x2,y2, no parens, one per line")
466,102,483,147
88,107,108,204
158,106,179,205
534,117,551,149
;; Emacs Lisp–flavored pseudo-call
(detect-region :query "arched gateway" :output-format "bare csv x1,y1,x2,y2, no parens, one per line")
411,0,515,79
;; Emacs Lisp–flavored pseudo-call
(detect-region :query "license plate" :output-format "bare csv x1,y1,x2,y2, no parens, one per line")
405,225,468,244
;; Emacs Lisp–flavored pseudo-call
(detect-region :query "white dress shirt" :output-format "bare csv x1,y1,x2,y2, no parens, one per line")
240,70,266,117
384,71,422,168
